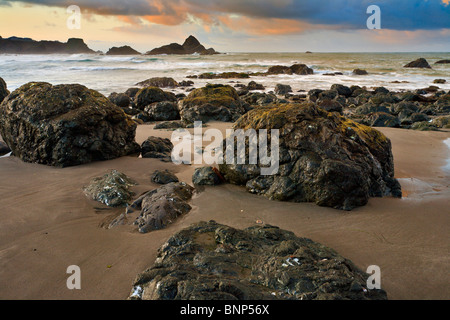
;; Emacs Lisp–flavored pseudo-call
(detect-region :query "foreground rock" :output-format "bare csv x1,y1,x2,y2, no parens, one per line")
192,167,222,185
146,35,218,55
404,58,432,69
151,170,179,184
106,46,141,55
179,84,246,123
0,77,9,103
129,221,387,300
0,82,141,167
219,103,401,211
109,182,194,233
141,136,173,161
83,170,137,207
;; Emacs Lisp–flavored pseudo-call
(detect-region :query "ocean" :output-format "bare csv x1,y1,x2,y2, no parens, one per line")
1,52,449,96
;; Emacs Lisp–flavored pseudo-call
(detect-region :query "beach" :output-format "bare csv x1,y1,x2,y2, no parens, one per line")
0,124,448,300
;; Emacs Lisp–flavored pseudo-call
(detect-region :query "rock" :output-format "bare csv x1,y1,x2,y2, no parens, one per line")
0,141,11,156
151,170,179,184
124,88,140,99
144,101,180,121
363,112,400,128
267,65,293,75
317,99,343,113
154,121,185,130
353,69,368,75
431,115,450,129
134,87,177,110
0,82,140,167
146,35,218,55
128,221,388,300
106,45,141,55
141,136,173,161
109,182,194,233
179,84,245,124
136,77,179,88
198,72,250,79
330,84,352,97
108,92,130,108
83,170,137,207
433,79,446,84
290,64,314,75
246,81,265,91
219,103,402,211
404,58,432,69
434,59,450,64
0,36,95,54
411,122,439,131
275,84,292,95
373,87,390,95
179,80,194,87
0,77,9,103
192,167,222,185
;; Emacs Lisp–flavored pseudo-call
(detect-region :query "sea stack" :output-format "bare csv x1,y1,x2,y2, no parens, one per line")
146,35,219,55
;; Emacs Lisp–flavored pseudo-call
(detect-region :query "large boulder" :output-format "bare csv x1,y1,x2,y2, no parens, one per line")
0,82,140,167
404,58,432,69
219,103,402,211
144,101,180,121
141,136,173,161
0,77,9,103
128,221,388,300
179,84,245,123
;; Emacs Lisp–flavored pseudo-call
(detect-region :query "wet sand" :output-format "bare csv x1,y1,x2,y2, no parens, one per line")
0,124,449,300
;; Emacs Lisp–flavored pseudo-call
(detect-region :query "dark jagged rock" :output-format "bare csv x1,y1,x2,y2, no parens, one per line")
0,77,9,103
192,167,222,185
275,84,292,95
219,103,402,211
363,112,401,128
435,59,450,64
106,45,141,55
317,99,343,113
151,170,179,185
433,79,446,84
128,221,388,300
108,92,130,108
0,37,95,54
144,101,180,122
0,82,140,167
141,136,173,161
352,69,369,75
179,80,194,87
331,84,352,97
267,64,313,75
179,84,245,123
83,170,137,207
246,81,265,91
404,58,432,69
135,87,177,110
146,35,218,55
198,72,250,79
0,141,11,156
109,182,194,233
136,77,179,88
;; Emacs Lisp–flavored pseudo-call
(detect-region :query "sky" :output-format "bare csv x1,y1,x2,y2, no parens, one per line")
0,0,449,52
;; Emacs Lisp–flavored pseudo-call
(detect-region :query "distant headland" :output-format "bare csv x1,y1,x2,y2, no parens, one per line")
0,35,218,55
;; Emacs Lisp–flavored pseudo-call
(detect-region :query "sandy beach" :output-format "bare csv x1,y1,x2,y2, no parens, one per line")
0,124,448,300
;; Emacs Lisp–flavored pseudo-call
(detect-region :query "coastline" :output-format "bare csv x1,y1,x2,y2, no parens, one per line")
0,124,449,300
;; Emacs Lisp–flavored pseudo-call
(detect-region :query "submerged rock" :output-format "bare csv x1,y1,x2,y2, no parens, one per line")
219,103,402,211
352,69,368,75
109,182,194,233
179,84,245,123
129,221,388,300
83,170,137,207
0,82,140,167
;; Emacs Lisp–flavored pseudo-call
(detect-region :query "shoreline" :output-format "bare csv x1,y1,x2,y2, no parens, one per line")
0,125,449,300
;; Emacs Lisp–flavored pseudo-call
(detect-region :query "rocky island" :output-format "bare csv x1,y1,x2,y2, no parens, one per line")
0,36,95,54
146,35,219,55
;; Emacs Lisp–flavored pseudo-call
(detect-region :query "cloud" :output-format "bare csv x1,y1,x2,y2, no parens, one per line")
2,0,450,34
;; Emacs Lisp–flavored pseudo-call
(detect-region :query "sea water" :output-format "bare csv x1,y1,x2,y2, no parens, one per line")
0,52,449,96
